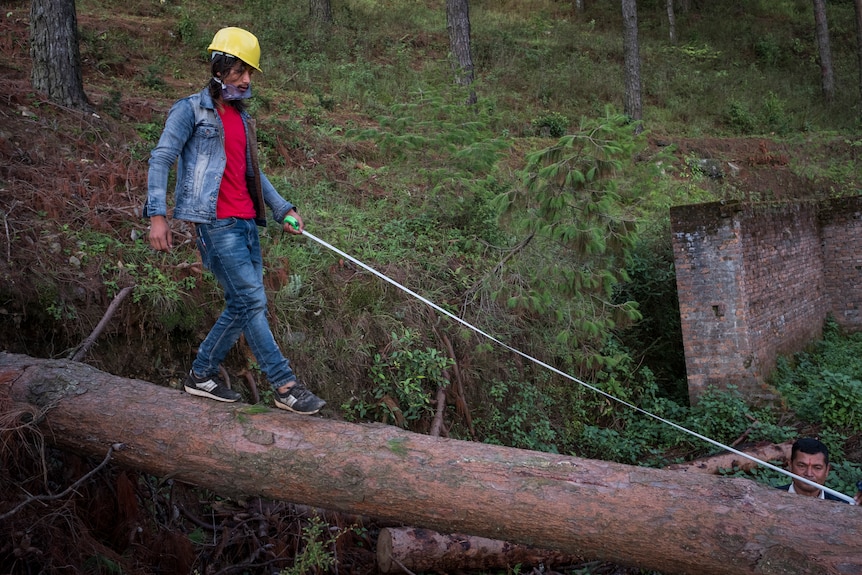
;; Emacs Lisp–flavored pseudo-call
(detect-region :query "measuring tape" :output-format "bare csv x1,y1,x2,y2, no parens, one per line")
290,224,857,505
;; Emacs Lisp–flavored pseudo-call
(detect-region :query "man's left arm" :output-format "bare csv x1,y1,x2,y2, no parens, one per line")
259,172,303,234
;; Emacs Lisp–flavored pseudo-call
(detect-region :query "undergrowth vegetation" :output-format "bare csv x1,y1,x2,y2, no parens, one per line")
724,317,862,495
2,0,862,572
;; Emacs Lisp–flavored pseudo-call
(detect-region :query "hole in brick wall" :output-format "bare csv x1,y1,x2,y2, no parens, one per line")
712,304,725,318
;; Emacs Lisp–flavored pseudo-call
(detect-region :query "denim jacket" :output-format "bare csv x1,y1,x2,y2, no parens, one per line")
144,88,294,226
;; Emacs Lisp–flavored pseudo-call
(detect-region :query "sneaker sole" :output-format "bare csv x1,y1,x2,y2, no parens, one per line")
274,398,325,415
184,384,240,402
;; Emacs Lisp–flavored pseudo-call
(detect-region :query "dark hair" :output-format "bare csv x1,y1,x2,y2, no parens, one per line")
208,52,250,111
791,437,829,466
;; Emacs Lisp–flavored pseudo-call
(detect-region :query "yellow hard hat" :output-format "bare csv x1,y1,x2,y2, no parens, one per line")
207,27,262,72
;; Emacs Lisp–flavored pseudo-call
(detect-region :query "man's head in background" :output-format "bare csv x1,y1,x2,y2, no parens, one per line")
787,437,831,497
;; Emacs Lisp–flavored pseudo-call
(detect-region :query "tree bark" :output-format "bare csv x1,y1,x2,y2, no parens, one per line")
29,0,91,111
2,352,861,575
665,441,793,475
666,0,677,45
377,527,583,573
446,0,477,104
376,442,796,573
812,0,835,103
854,0,862,111
621,0,643,124
309,0,333,25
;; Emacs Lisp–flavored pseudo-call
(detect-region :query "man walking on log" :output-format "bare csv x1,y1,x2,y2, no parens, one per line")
144,27,325,415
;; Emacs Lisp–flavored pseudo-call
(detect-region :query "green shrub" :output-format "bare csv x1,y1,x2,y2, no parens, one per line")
278,516,337,575
531,111,569,137
754,34,782,67
760,91,791,134
476,377,558,453
826,460,862,497
726,100,756,134
772,316,862,432
496,109,645,361
685,385,794,448
817,371,862,432
175,10,197,44
343,330,453,428
578,425,644,464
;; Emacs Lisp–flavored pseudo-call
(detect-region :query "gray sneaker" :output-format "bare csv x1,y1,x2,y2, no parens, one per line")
274,381,326,414
184,370,241,402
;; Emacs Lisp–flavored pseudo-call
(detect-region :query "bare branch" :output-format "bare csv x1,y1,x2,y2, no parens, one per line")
70,285,135,362
0,443,123,521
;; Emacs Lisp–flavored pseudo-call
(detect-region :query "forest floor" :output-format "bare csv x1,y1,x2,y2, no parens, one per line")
2,7,861,575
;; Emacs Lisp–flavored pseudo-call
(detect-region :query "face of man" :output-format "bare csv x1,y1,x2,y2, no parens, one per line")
222,62,253,91
790,451,830,497
215,59,254,101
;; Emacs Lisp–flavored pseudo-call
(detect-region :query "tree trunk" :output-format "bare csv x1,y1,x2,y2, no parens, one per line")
309,0,333,24
29,0,91,111
376,441,797,573
2,352,861,575
621,0,643,124
666,0,677,45
812,0,835,103
854,0,862,111
665,441,793,475
446,0,477,104
377,527,582,573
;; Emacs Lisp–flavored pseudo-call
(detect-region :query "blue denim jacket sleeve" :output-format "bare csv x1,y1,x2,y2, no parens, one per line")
145,96,197,219
243,112,294,223
145,91,227,223
261,170,295,224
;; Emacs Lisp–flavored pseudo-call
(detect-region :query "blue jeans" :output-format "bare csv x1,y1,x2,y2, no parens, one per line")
192,218,296,388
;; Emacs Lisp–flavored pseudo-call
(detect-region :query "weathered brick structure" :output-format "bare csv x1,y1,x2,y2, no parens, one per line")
670,197,862,404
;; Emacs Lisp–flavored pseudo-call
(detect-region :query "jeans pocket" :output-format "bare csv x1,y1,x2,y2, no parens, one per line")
196,226,212,270
197,218,243,271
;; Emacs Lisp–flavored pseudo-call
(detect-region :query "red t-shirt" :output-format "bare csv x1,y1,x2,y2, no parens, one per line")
216,104,256,219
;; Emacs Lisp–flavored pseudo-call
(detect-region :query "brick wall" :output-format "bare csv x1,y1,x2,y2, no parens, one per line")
670,197,862,404
820,197,862,326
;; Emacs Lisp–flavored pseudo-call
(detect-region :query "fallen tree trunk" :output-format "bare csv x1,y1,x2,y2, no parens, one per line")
2,352,860,575
375,441,798,572
377,527,583,573
666,441,793,475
